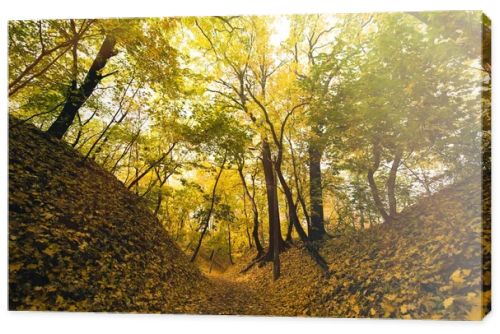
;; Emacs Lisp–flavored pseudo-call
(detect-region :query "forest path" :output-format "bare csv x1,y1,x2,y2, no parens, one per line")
198,248,324,317
204,274,270,315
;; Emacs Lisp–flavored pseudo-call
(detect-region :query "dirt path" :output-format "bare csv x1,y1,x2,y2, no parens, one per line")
203,275,270,316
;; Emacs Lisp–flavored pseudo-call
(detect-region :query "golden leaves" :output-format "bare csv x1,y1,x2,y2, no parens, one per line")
384,294,397,301
10,263,23,272
404,81,415,94
443,297,454,309
381,301,396,317
465,292,483,320
400,304,416,314
42,244,59,257
450,269,471,284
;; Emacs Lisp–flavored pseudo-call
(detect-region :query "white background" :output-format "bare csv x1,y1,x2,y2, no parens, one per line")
0,0,498,333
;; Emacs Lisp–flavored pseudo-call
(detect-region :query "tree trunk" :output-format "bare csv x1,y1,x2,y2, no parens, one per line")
367,143,391,222
288,138,312,231
153,188,163,217
275,165,308,242
127,143,176,190
285,199,294,243
359,207,365,230
262,141,284,251
84,83,137,161
272,201,280,280
262,140,282,279
275,165,330,274
308,140,326,240
245,222,252,249
243,193,253,249
227,222,234,265
153,167,170,217
190,155,226,262
387,150,403,220
47,35,117,139
237,167,264,257
110,128,141,174
208,249,216,273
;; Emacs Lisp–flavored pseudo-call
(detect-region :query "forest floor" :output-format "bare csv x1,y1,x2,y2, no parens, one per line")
8,118,490,319
204,275,270,315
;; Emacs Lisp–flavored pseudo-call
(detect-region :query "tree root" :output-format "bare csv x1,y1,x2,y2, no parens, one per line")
302,241,330,277
240,241,330,277
240,252,271,273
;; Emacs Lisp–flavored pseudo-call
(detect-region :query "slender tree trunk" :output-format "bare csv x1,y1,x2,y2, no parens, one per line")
84,84,138,161
127,143,176,190
367,143,391,222
237,166,264,257
272,196,280,280
153,167,170,217
227,222,234,265
184,237,194,252
209,250,216,273
245,223,252,249
134,143,139,195
190,222,209,262
288,138,311,230
47,35,117,139
190,155,227,262
272,137,308,242
154,190,163,217
359,208,365,230
308,139,326,240
245,78,330,274
387,150,403,220
403,162,432,196
275,166,308,241
243,192,253,249
285,199,294,243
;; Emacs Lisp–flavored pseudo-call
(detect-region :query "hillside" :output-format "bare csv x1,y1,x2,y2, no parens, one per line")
229,176,490,320
8,118,257,314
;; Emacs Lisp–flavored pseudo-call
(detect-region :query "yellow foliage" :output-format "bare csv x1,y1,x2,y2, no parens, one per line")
443,297,454,309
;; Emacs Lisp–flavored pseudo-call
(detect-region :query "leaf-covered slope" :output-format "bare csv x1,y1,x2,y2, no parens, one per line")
8,119,212,313
232,176,490,320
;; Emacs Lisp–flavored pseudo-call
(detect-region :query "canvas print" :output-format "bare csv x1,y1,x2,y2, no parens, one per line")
8,11,491,320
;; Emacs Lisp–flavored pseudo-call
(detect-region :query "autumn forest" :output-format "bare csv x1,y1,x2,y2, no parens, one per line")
8,11,491,319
